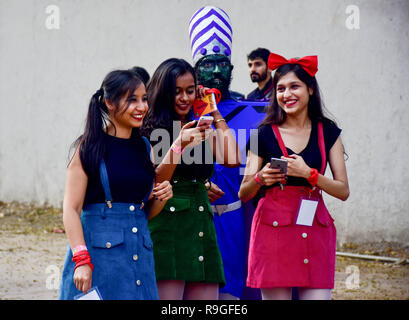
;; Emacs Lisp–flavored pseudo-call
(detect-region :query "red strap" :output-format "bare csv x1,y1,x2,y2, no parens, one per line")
205,88,222,104
272,122,326,174
272,125,288,157
317,122,326,175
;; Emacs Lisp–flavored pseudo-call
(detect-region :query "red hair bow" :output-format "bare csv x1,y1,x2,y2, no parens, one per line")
268,53,318,77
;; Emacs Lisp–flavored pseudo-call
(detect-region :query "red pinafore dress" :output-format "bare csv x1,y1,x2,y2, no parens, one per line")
247,123,337,289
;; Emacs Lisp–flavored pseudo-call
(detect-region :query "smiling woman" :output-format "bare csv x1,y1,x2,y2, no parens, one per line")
59,69,173,300
105,84,149,138
141,58,240,300
239,53,349,300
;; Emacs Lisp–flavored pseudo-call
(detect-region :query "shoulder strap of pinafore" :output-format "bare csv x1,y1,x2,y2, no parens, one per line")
141,136,154,211
99,159,113,208
272,122,326,174
317,122,326,175
271,125,289,157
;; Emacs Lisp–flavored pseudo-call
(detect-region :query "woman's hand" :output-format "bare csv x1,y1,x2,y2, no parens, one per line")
206,181,225,202
257,162,286,186
152,180,173,202
73,264,92,293
281,154,310,179
196,85,207,99
178,120,212,150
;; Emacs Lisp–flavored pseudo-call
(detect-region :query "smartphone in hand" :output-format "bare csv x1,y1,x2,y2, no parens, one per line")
270,157,287,175
197,115,214,127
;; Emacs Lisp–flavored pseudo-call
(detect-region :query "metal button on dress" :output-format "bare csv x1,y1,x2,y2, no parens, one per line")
273,221,278,227
133,254,139,261
198,206,204,212
198,256,204,262
132,227,138,233
129,205,135,211
170,206,176,212
304,258,309,264
136,280,141,286
106,242,112,249
302,232,308,238
198,232,204,237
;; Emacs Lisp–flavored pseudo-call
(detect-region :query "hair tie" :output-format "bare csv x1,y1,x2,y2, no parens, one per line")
94,88,104,97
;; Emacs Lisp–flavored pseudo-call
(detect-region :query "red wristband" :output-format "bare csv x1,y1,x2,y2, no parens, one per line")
72,250,94,271
307,168,319,186
254,171,263,186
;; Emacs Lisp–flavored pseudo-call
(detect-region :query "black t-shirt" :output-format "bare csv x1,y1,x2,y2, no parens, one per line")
83,133,155,205
247,77,274,101
246,120,341,187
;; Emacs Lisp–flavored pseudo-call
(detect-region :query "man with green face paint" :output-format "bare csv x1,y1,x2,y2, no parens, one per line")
189,6,268,300
196,54,244,100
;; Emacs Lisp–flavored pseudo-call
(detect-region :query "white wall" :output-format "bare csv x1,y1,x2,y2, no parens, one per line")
1,0,408,244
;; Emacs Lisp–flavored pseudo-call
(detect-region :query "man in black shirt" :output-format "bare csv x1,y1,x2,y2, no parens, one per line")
246,48,273,101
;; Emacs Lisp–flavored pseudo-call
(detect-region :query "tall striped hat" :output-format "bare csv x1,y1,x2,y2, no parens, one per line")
188,6,233,64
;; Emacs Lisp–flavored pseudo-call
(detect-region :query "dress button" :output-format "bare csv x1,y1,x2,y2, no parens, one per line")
136,280,141,286
302,232,308,239
273,221,278,227
198,232,204,237
129,205,135,211
105,242,112,249
170,206,176,212
198,256,204,262
132,227,138,233
304,258,309,264
198,206,204,212
133,254,138,261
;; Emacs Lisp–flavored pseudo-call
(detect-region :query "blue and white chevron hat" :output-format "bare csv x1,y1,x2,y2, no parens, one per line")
188,6,233,64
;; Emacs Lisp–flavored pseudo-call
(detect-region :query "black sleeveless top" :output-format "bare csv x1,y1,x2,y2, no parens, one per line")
83,133,155,205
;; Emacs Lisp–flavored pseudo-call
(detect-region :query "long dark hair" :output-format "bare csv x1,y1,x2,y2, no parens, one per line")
259,63,348,158
141,58,196,137
70,69,153,176
259,63,336,127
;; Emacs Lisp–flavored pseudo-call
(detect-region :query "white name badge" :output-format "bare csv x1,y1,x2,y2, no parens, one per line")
295,198,319,227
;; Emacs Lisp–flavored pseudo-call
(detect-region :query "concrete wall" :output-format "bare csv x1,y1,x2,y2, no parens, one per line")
1,0,408,245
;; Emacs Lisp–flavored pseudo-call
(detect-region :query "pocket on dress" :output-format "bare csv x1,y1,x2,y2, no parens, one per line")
143,234,154,251
90,230,124,249
315,200,335,228
163,197,191,214
259,197,295,227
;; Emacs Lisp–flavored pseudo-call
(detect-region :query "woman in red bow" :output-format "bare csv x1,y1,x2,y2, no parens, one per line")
239,53,349,300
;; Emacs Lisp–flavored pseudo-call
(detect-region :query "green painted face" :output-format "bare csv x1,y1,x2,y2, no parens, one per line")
195,54,233,94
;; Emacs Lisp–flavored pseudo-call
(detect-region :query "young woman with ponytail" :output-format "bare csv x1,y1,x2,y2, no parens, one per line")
59,69,173,300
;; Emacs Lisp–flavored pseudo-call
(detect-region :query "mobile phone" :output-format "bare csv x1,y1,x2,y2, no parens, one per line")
270,157,287,175
197,115,214,127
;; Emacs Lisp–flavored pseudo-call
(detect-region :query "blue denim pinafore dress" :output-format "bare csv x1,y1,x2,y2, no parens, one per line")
59,138,159,300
